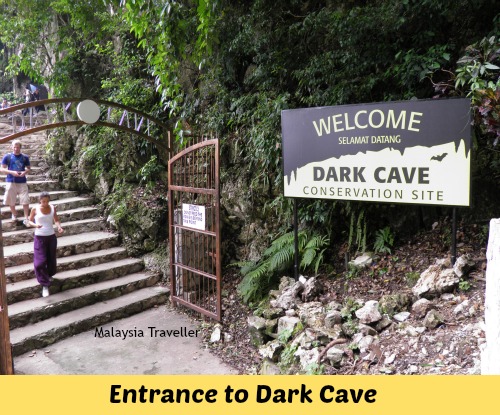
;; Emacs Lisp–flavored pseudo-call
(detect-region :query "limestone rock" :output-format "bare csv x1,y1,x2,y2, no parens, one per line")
247,315,269,346
294,347,320,371
297,302,325,328
349,253,374,269
412,298,434,318
379,293,411,315
259,359,281,375
355,300,382,324
210,324,222,343
324,310,343,328
453,254,475,278
393,311,410,322
326,347,345,366
277,315,301,335
412,262,460,298
423,309,445,329
270,280,304,310
302,276,323,302
259,339,284,362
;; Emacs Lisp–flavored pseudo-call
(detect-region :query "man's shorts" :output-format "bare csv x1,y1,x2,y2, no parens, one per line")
3,182,30,206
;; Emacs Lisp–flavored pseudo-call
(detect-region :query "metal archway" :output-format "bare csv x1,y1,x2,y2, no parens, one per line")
0,98,171,374
0,98,171,154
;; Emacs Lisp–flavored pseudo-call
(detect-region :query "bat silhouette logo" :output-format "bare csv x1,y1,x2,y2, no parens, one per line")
431,153,448,161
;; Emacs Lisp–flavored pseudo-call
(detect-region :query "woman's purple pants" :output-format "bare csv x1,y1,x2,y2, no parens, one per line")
34,234,57,287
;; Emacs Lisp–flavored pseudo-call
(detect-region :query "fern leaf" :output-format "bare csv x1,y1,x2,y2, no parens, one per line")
245,260,270,280
313,248,327,274
304,234,329,249
300,248,316,269
270,244,294,271
271,231,295,248
239,261,257,276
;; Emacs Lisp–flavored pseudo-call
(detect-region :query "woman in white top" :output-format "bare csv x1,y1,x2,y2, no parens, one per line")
26,192,64,297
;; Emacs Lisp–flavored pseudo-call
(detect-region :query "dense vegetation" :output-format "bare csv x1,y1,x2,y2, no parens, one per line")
0,1,498,300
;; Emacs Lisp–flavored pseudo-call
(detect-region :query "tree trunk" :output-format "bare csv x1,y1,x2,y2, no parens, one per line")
482,218,500,374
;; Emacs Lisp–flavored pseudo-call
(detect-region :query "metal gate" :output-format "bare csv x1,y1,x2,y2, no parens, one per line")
168,139,221,321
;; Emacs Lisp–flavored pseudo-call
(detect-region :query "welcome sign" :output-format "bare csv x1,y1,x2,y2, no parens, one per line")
282,98,471,206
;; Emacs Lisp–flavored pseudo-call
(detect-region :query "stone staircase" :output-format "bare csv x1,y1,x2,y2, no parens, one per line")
1,130,169,356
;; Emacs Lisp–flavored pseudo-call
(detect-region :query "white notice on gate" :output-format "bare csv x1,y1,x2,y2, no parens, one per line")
182,204,206,230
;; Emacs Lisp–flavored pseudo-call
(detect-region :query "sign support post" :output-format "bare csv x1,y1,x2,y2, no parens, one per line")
451,207,457,265
293,198,299,281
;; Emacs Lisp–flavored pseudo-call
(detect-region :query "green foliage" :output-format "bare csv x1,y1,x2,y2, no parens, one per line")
137,155,165,188
120,0,220,120
2,0,499,260
455,36,500,93
405,271,421,287
0,0,121,94
237,230,329,304
455,36,500,144
101,181,133,222
339,296,366,336
459,279,472,292
340,297,362,320
278,343,298,371
277,328,293,345
345,265,360,280
373,227,395,254
278,321,304,346
304,362,325,375
347,206,367,253
392,45,451,99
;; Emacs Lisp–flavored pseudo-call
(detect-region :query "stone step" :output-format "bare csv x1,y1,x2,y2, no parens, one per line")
9,285,169,356
0,136,45,144
52,206,100,222
1,196,95,220
0,189,78,210
0,149,40,157
46,196,96,212
0,137,44,145
6,257,145,304
25,159,46,168
0,175,48,183
0,166,43,176
0,158,47,168
6,247,130,283
2,206,99,232
28,190,79,203
2,218,105,246
0,180,59,192
2,130,171,360
8,272,161,329
3,231,120,267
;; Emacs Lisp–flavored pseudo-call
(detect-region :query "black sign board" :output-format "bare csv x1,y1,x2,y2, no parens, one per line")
282,98,471,206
